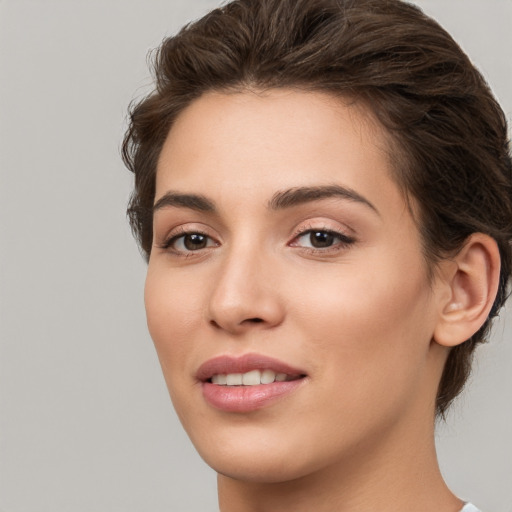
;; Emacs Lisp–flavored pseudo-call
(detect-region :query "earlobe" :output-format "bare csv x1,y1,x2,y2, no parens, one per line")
433,233,501,348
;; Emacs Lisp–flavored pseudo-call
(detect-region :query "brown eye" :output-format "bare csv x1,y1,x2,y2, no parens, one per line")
167,232,217,253
309,231,334,248
183,233,208,250
292,229,355,251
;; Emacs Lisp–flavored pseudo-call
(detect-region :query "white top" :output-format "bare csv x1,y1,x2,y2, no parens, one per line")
461,504,481,512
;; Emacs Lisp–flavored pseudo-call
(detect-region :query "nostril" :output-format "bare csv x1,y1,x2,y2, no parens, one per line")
208,317,264,329
210,319,221,329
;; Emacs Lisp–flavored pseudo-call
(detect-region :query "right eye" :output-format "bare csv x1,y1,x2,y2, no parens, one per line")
166,232,218,253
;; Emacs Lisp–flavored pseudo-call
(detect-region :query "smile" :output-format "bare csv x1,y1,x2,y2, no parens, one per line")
197,354,307,412
210,369,301,386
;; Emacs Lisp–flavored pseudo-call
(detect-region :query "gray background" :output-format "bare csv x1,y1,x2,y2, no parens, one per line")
0,1,510,511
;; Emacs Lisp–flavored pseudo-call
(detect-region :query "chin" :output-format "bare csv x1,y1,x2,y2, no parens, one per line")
181,419,309,482
205,450,314,484
185,419,348,485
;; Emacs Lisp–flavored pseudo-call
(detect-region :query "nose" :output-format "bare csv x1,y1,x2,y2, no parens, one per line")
207,250,285,335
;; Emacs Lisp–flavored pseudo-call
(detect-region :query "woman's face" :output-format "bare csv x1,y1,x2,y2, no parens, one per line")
145,89,447,482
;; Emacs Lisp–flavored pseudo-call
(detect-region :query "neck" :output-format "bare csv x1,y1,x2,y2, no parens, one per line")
217,414,462,512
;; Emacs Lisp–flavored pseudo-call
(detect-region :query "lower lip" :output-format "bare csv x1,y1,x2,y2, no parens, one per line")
202,379,305,413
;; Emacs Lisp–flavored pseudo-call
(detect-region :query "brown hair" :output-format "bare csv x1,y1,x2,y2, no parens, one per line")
122,0,512,416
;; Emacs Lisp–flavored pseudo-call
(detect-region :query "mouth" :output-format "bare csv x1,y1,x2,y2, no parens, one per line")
209,369,303,386
197,353,307,412
197,353,307,385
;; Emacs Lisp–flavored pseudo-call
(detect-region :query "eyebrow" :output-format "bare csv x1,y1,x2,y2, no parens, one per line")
153,192,215,213
268,185,379,214
152,185,378,215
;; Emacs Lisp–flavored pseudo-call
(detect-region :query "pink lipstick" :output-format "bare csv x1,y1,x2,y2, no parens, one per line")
197,353,307,413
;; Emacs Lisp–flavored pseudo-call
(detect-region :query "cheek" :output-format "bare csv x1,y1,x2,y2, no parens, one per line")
144,264,202,372
295,257,432,341
144,264,211,430
291,254,435,409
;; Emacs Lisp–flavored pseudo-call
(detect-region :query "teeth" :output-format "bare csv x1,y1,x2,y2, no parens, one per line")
242,369,261,385
261,369,275,384
210,369,292,386
211,374,227,385
226,373,243,386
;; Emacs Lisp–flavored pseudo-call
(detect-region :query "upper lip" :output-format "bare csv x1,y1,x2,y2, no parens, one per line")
196,353,307,382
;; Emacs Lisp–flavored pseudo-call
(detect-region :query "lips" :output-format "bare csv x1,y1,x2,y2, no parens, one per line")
197,353,307,413
197,353,306,381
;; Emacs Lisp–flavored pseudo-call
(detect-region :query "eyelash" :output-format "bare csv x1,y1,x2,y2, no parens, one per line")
158,226,355,257
159,228,218,256
289,227,355,254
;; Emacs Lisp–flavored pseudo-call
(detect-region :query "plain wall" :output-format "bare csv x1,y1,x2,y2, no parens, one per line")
0,1,510,511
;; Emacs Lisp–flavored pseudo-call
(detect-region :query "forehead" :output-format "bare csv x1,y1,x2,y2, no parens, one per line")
156,89,395,197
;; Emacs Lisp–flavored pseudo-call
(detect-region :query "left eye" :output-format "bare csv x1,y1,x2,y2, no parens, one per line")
293,230,353,249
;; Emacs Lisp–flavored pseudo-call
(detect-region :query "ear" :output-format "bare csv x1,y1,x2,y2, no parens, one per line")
433,233,501,348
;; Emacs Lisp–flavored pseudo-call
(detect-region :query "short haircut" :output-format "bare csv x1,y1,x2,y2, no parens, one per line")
122,0,512,416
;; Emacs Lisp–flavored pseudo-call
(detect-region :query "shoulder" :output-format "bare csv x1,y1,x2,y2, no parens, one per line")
460,504,482,512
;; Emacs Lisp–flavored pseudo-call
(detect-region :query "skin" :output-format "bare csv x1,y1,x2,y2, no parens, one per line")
145,89,477,512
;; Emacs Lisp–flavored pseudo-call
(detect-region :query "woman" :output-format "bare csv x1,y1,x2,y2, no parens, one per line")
122,0,512,510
